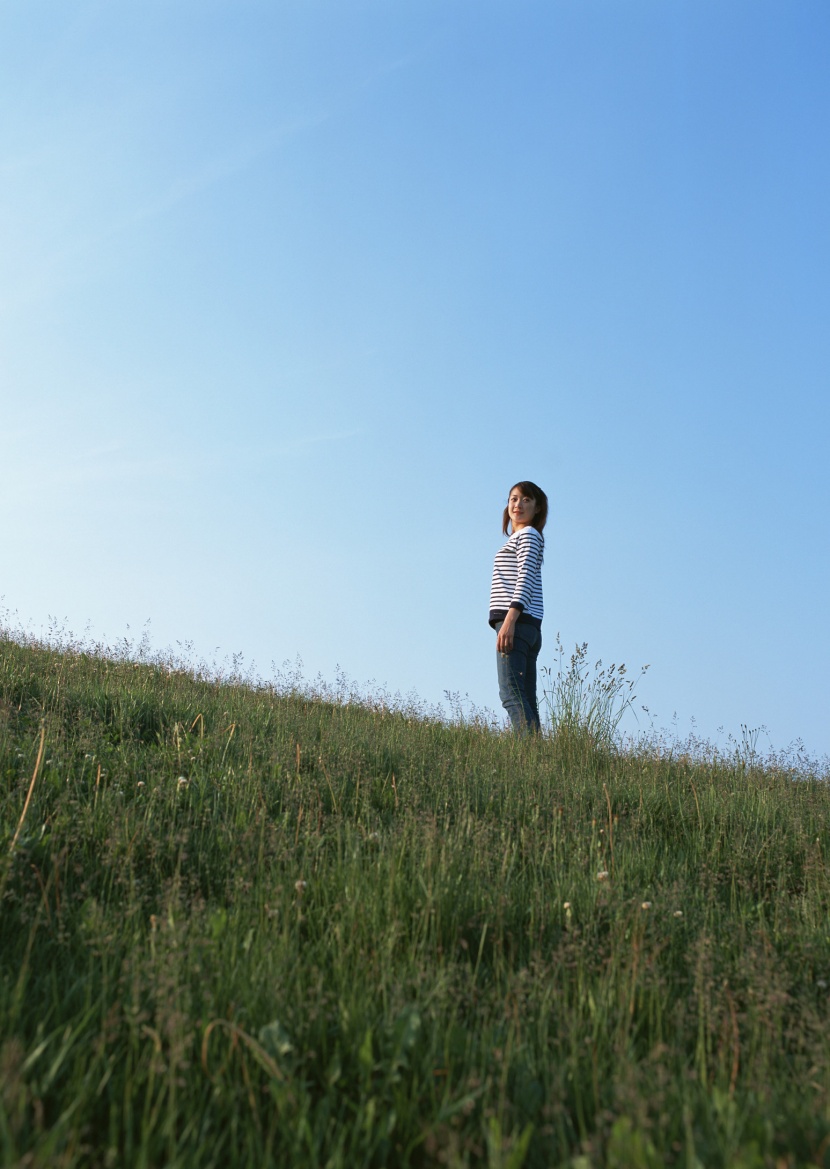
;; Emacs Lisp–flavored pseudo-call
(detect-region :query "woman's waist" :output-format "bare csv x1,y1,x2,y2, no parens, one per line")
488,609,542,630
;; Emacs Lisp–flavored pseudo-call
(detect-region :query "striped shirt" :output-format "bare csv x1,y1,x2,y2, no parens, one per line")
489,526,544,628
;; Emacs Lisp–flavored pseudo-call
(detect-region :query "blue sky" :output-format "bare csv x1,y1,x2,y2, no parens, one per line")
2,0,829,759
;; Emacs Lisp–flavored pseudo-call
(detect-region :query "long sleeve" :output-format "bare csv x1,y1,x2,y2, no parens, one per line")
510,529,543,611
489,528,544,626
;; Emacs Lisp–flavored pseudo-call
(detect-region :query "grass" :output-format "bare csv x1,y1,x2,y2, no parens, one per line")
1,630,830,1168
540,635,649,747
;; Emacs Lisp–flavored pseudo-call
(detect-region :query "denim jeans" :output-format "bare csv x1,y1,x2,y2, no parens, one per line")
494,620,542,732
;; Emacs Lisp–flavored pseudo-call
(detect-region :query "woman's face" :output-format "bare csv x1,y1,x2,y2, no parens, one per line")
508,488,538,529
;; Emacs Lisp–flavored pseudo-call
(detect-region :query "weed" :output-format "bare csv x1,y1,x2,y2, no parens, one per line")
540,634,648,749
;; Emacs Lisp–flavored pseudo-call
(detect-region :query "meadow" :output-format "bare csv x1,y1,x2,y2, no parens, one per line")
1,629,830,1168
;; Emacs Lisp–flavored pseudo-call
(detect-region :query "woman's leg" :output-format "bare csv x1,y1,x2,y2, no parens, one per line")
495,622,542,732
525,627,542,730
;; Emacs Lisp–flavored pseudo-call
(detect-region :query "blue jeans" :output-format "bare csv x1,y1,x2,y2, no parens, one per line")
495,621,542,732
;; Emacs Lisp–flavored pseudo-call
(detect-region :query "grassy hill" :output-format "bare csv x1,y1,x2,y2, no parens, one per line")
1,633,829,1168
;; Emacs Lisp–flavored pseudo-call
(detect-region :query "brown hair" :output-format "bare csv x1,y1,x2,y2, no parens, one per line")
502,481,548,536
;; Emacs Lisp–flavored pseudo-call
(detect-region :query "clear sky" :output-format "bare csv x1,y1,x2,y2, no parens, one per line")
2,1,829,761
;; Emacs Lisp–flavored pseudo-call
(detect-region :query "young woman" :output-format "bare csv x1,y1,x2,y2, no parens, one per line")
489,481,548,732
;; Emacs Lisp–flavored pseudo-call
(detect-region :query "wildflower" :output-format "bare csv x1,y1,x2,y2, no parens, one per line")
294,880,307,895
137,781,146,788
177,776,188,789
673,910,683,918
596,870,610,881
641,901,652,910
818,979,828,990
563,901,571,909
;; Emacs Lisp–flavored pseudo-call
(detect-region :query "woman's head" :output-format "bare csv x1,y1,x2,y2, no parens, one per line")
502,481,548,535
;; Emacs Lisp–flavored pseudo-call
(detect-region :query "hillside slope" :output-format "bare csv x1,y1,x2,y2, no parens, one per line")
1,636,829,1168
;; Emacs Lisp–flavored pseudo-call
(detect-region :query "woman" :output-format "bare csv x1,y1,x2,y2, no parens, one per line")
489,481,548,732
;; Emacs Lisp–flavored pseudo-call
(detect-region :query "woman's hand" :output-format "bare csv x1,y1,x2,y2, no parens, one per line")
497,611,519,654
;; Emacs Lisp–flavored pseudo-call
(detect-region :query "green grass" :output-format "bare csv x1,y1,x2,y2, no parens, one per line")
1,632,830,1168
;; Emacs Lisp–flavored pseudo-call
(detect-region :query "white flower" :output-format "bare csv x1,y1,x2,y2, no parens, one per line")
562,901,571,909
596,871,610,881
177,776,188,789
137,781,146,788
673,910,683,918
641,901,652,910
817,979,828,990
294,880,307,894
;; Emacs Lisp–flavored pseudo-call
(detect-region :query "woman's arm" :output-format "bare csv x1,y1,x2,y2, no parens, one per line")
497,529,542,652
496,607,520,653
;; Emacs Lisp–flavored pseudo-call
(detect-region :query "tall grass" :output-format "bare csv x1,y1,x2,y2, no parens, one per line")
540,636,648,748
1,628,830,1168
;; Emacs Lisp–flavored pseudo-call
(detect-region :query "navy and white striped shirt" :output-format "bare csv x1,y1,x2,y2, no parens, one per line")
489,527,544,629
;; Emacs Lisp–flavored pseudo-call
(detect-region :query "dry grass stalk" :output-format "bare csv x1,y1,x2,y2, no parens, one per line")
9,723,46,857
